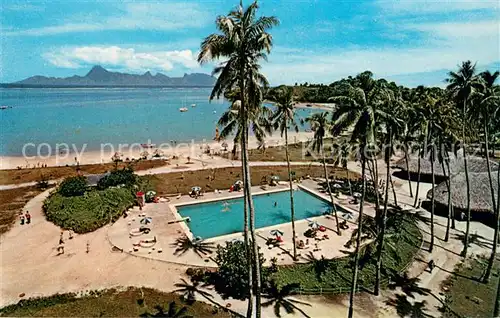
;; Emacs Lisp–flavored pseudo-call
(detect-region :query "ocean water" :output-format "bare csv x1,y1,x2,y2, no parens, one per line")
177,189,332,239
0,87,317,156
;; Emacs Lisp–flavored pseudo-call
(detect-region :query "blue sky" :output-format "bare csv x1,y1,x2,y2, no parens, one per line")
0,0,499,87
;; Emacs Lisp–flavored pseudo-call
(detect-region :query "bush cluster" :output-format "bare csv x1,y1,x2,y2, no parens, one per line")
43,187,135,233
58,176,88,197
97,168,136,190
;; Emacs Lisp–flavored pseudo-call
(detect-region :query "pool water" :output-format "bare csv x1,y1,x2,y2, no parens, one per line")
176,189,331,239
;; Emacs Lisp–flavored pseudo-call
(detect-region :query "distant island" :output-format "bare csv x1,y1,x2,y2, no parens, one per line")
3,65,216,87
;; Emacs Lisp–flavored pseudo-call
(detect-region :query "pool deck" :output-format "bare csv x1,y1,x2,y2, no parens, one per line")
107,180,377,267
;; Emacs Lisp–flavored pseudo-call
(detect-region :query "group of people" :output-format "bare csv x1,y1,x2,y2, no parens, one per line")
19,211,31,225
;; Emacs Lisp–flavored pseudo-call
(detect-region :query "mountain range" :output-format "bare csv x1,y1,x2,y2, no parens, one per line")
10,66,216,87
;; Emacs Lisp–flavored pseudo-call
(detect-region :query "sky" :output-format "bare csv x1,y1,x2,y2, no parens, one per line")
0,0,499,87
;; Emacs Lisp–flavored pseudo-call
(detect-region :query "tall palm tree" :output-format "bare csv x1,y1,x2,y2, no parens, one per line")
270,86,299,259
329,72,379,317
473,70,500,282
374,93,403,296
198,2,279,316
306,112,340,235
446,60,481,257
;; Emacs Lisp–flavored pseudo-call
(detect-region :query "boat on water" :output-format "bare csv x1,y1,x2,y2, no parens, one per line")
179,107,188,112
141,143,156,149
191,103,196,107
0,105,12,110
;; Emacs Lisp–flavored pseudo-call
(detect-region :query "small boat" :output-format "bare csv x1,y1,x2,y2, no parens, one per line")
179,107,188,112
191,103,196,107
0,105,11,110
213,110,217,114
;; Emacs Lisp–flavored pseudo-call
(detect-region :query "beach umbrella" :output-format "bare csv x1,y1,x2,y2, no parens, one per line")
353,192,362,198
140,217,152,224
221,141,228,151
271,175,280,181
234,180,243,185
270,229,284,237
191,186,201,192
342,212,354,220
333,183,342,189
308,220,320,229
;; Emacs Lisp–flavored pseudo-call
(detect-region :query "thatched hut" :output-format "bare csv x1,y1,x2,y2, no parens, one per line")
394,155,499,180
427,172,499,215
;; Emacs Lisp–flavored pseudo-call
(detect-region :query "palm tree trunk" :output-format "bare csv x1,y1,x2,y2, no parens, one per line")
375,134,391,296
430,150,435,253
495,266,500,317
441,156,451,242
239,69,260,318
390,174,398,207
242,155,253,317
461,99,471,257
284,127,298,260
483,120,498,282
348,157,366,318
322,149,340,235
405,143,414,197
414,147,422,208
347,169,353,196
447,160,456,230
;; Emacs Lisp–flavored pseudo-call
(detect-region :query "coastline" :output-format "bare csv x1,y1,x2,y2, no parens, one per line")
0,131,314,170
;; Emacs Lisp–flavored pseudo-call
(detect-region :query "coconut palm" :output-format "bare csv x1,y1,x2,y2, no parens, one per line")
446,60,481,257
270,86,300,260
262,281,311,318
334,140,353,196
198,2,279,316
306,112,340,235
472,70,500,282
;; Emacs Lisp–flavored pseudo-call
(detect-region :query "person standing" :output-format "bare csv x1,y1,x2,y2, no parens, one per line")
25,211,31,224
19,213,25,225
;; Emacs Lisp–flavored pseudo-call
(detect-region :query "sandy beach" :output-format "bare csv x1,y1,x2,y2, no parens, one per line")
0,131,314,170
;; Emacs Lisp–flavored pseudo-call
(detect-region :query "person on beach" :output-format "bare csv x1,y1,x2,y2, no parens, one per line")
69,230,74,240
25,211,31,224
19,213,25,225
59,231,64,245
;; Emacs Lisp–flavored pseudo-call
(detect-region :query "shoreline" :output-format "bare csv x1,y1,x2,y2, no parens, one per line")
0,131,314,170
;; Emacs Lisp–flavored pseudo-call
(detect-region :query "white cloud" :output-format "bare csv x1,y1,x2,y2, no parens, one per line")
3,2,210,36
376,0,499,14
43,46,200,72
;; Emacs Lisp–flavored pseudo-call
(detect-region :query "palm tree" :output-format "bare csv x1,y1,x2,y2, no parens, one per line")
141,301,192,318
174,278,213,305
306,112,340,235
198,2,279,316
262,281,311,318
270,86,299,259
473,70,500,282
446,60,481,257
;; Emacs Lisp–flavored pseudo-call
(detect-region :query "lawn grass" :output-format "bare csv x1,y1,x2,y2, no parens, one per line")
272,213,422,292
0,287,233,317
0,185,54,235
441,256,499,318
43,187,136,233
0,159,168,185
145,165,359,196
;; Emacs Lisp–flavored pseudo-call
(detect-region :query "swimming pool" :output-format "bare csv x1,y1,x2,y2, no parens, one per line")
176,189,332,239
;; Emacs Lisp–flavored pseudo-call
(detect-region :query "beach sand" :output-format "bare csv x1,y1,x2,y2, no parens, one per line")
0,131,314,170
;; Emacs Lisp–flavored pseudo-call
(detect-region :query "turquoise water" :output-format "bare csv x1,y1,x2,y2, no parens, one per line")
0,88,318,155
177,189,331,239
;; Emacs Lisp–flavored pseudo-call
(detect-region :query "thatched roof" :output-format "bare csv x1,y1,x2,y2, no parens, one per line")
394,155,499,178
427,172,499,213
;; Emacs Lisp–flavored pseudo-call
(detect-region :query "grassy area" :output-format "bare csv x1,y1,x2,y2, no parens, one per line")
0,159,168,185
43,187,136,233
0,185,53,235
145,165,359,196
442,256,498,318
272,213,422,291
0,287,233,317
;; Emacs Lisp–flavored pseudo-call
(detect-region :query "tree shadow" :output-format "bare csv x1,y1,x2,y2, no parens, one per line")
385,294,431,317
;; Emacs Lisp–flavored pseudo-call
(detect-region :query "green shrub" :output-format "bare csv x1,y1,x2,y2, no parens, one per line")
58,176,88,197
209,241,267,300
43,187,135,233
97,168,136,190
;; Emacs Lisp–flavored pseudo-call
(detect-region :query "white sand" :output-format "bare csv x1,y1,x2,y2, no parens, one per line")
0,131,314,170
